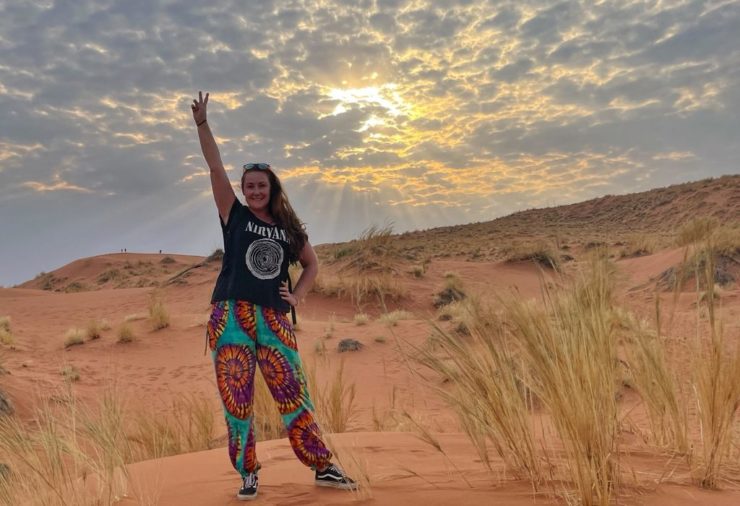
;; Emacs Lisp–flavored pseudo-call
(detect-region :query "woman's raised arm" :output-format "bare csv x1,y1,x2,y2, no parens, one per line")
192,91,236,224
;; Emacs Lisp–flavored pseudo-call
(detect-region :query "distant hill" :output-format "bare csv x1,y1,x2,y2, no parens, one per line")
316,174,740,263
16,253,208,292
17,175,739,290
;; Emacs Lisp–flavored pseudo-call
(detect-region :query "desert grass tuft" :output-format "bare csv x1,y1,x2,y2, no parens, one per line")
436,296,483,336
63,328,85,348
411,307,543,484
353,312,370,326
623,320,689,453
676,217,720,247
505,257,620,505
117,323,134,344
619,233,657,258
504,240,561,270
0,389,130,506
378,309,413,327
0,316,12,345
334,224,406,305
320,434,374,500
128,392,216,459
690,237,740,489
433,272,467,308
148,292,170,331
85,319,103,340
308,360,357,434
416,257,621,501
60,365,81,383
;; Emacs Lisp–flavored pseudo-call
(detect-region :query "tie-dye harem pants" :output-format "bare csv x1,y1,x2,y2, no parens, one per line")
207,299,332,476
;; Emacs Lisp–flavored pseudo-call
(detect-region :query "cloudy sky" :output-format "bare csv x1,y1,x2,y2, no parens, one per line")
1,0,738,286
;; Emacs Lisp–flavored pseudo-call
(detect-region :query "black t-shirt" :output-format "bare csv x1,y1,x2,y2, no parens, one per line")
210,199,291,312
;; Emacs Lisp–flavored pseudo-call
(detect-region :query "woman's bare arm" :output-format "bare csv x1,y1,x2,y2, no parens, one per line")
280,241,319,307
192,91,236,224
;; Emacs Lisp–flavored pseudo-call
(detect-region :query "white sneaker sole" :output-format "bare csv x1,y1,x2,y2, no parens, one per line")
315,480,358,491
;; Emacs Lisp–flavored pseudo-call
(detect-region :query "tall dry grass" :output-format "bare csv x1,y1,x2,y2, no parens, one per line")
0,389,129,506
619,232,657,258
148,291,170,331
128,393,216,460
0,388,217,505
676,217,719,247
63,328,85,348
412,256,621,504
689,232,740,488
503,240,561,270
0,316,13,345
623,319,689,454
505,257,620,505
117,322,134,344
306,359,357,434
328,224,405,305
320,434,373,500
413,302,543,484
378,309,414,328
85,319,103,340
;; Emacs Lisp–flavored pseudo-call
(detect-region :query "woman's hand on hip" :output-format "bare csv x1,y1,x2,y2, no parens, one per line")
191,91,208,125
280,281,298,307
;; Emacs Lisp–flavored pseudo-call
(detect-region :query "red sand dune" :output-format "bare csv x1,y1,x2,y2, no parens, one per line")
1,177,739,505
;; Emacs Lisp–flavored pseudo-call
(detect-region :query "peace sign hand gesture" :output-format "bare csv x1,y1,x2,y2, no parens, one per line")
191,91,209,126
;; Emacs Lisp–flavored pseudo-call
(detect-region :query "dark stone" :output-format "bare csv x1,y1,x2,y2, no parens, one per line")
0,390,14,416
433,287,466,308
337,339,364,353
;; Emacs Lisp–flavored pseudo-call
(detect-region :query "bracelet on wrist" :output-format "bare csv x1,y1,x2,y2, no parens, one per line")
196,119,207,127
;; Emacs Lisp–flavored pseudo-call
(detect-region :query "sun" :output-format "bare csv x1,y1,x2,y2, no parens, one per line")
324,84,408,119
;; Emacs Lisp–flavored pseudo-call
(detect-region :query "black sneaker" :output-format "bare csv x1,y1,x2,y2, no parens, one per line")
237,472,258,501
315,463,358,490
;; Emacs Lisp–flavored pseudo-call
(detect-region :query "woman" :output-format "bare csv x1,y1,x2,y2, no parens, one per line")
192,91,356,501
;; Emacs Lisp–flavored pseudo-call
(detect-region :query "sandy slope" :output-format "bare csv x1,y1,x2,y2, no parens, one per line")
1,239,739,505
121,432,740,506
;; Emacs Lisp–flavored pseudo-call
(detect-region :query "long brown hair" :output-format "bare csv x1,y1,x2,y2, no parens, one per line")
241,167,307,263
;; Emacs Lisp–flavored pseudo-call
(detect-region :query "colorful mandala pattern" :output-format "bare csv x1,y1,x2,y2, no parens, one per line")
215,344,256,419
207,301,229,350
262,307,297,350
256,346,303,414
235,301,258,340
287,410,332,468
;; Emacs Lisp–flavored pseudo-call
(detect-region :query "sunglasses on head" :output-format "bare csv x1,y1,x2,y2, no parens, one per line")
243,163,271,171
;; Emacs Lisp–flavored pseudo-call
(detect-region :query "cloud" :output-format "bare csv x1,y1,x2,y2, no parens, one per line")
0,0,737,285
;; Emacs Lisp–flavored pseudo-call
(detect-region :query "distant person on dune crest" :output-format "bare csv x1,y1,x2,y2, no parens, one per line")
192,91,357,501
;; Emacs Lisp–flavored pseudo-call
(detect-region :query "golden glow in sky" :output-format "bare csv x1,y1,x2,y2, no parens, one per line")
326,84,408,118
1,0,735,286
